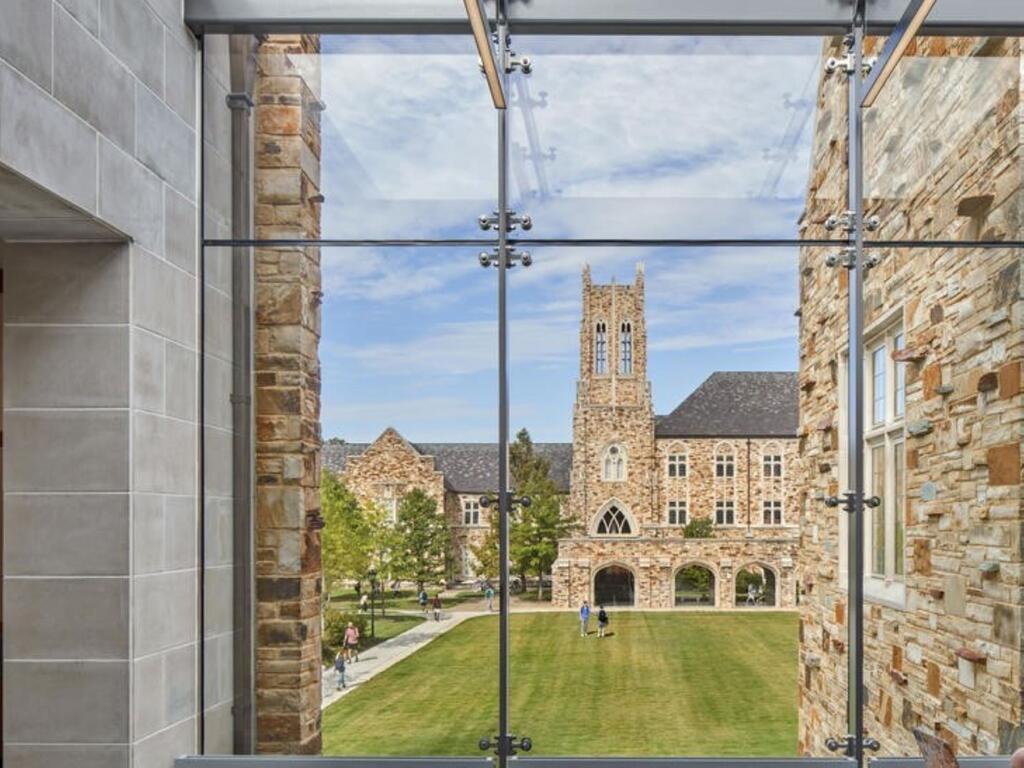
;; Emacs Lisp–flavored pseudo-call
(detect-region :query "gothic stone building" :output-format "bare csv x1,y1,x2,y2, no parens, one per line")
796,37,1024,757
552,265,800,609
326,265,802,610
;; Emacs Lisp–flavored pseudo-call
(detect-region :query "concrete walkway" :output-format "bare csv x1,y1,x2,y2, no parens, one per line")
322,609,484,709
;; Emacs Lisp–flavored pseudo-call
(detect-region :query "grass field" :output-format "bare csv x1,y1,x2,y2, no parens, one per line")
323,611,798,756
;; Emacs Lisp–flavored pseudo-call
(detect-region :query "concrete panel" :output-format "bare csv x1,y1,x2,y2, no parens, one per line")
165,187,197,275
0,0,52,90
133,412,197,495
54,5,135,152
4,493,130,576
133,643,196,739
0,61,98,212
136,83,197,199
3,660,129,743
202,630,233,708
4,578,129,659
134,328,166,413
2,244,128,324
57,0,101,37
203,425,233,499
203,283,234,361
132,248,196,347
203,495,233,568
202,700,235,755
133,570,197,657
99,0,164,95
99,139,164,254
5,325,129,408
203,354,233,430
165,34,197,124
132,716,196,768
3,744,128,768
203,563,233,638
4,410,129,492
166,341,198,421
133,493,196,575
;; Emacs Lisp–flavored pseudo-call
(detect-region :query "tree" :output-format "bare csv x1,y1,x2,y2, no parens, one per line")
683,517,715,539
320,471,369,600
393,489,450,590
470,511,501,581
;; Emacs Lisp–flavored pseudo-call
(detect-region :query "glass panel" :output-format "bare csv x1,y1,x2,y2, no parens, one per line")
316,247,499,755
508,37,844,241
871,344,886,425
863,35,1023,243
871,443,886,577
893,441,904,577
509,247,803,754
204,35,497,242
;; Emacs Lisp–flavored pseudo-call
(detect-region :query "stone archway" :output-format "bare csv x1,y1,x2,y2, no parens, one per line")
674,563,717,607
593,564,636,606
734,563,778,607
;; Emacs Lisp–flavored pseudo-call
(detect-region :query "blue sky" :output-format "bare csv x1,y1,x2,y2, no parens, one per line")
316,35,821,442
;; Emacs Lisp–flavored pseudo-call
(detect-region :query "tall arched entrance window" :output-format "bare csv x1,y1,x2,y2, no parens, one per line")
674,564,717,607
734,563,778,607
594,565,635,606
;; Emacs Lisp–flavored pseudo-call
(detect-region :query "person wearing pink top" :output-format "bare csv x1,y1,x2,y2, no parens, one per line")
344,622,360,662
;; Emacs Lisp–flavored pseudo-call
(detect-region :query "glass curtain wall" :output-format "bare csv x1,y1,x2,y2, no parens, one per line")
197,2,1024,762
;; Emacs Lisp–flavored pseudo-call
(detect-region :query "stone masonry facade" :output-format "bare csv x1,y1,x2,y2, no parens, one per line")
797,37,1024,756
253,34,324,754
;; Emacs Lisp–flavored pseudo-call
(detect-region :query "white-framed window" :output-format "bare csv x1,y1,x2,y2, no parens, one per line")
667,500,688,526
376,488,398,523
715,500,735,526
595,321,608,375
619,321,633,374
763,453,783,478
462,498,481,526
762,500,783,525
602,444,627,481
462,549,476,578
894,331,906,417
596,504,632,535
871,343,887,426
667,453,687,478
715,452,735,478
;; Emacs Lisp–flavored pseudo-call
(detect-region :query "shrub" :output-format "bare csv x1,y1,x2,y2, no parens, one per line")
683,517,715,539
323,610,369,661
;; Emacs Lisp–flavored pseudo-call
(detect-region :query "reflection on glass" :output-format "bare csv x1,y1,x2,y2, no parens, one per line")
509,37,838,240
894,441,904,577
871,443,886,577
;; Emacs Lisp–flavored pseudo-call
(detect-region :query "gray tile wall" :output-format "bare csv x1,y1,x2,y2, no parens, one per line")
0,3,227,767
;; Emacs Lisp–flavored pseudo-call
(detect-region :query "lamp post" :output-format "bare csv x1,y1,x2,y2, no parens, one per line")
367,567,377,639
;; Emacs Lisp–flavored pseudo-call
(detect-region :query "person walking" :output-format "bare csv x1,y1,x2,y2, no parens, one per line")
597,605,609,638
344,621,360,663
485,584,495,612
432,593,443,621
746,583,758,606
579,600,591,637
418,588,429,613
359,592,369,614
333,648,347,690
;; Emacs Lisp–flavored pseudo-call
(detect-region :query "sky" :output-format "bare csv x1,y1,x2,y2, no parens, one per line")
315,35,824,443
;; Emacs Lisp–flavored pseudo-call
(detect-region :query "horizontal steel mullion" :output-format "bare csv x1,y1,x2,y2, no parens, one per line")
185,0,1024,36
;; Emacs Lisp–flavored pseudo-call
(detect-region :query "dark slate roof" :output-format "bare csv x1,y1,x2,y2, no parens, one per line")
322,441,573,493
655,371,799,438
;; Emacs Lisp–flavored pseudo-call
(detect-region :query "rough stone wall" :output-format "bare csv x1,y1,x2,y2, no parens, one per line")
797,37,1024,758
339,428,447,517
253,34,323,755
452,492,490,578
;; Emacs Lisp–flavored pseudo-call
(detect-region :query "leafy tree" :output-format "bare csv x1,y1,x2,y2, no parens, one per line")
683,517,715,539
325,437,347,446
677,565,713,603
393,489,450,590
512,472,574,598
321,471,370,600
470,510,501,581
510,428,550,487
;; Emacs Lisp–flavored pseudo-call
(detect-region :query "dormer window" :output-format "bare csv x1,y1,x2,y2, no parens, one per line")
619,321,633,374
595,322,608,374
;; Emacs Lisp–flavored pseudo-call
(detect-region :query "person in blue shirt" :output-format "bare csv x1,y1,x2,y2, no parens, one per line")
579,600,591,637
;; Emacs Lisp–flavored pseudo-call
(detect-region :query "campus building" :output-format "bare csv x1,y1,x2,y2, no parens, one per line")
327,265,803,610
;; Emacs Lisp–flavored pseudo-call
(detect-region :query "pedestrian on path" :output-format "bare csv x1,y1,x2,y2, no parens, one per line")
432,593,443,621
579,600,591,637
597,605,609,638
334,649,347,689
485,584,495,612
359,593,369,613
344,621,360,662
418,588,429,613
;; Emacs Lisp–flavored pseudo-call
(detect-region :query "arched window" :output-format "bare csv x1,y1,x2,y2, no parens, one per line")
602,444,626,481
595,505,632,535
619,321,633,374
594,322,608,374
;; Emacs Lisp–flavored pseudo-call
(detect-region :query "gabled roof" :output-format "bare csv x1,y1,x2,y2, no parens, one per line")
323,440,572,493
655,371,799,438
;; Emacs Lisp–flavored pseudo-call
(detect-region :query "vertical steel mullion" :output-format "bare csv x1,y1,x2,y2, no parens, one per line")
495,2,511,768
846,9,867,765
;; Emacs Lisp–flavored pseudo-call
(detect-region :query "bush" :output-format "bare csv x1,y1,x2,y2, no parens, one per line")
683,517,715,539
323,610,369,662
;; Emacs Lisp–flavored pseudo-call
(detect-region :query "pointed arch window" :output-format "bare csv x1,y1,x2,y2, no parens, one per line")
602,444,626,481
619,321,633,374
595,321,608,374
596,505,632,535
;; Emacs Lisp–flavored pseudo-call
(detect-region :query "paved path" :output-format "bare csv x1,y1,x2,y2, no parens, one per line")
322,609,484,709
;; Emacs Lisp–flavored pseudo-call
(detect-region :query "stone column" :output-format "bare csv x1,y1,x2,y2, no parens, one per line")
253,34,323,754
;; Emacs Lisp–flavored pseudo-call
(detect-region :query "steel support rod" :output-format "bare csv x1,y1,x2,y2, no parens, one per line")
846,8,867,765
496,3,512,768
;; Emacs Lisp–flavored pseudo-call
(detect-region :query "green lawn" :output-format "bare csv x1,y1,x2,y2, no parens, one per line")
328,588,482,613
323,611,799,756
